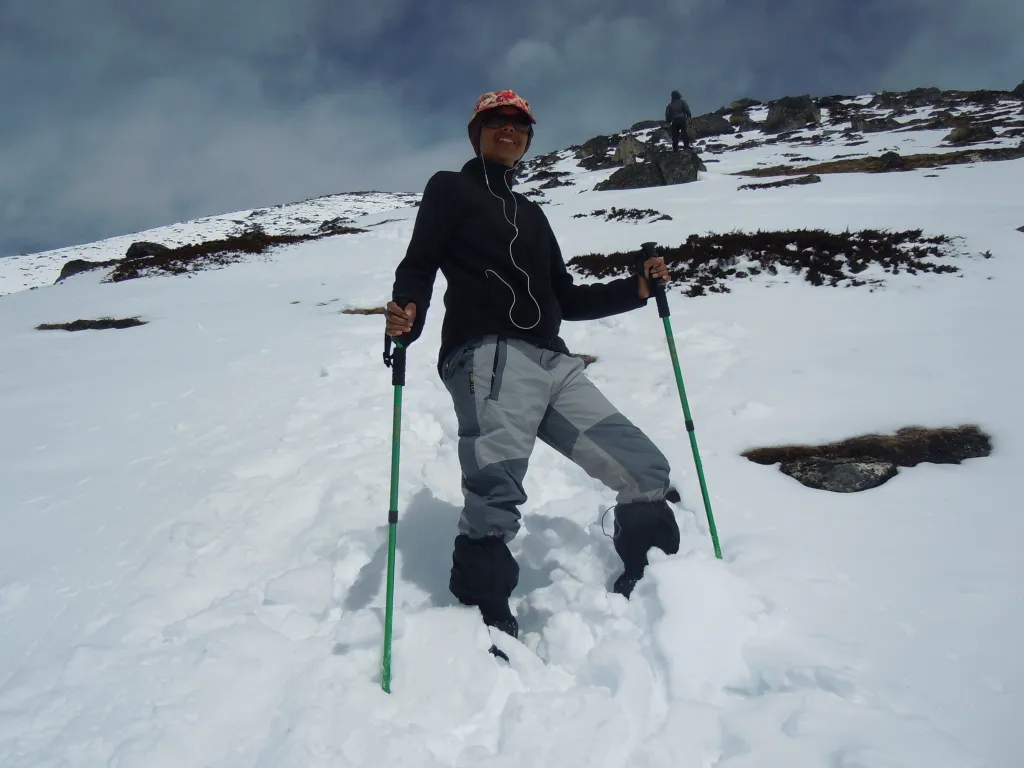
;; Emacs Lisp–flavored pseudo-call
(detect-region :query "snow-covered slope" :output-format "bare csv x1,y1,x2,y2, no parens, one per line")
1,90,1022,767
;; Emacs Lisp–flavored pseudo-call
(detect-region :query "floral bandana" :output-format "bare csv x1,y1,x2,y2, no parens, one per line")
470,90,536,124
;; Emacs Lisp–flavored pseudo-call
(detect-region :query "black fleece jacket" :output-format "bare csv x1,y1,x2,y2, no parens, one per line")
392,156,648,376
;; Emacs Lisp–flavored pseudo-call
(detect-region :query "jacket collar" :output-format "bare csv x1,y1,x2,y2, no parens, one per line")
461,156,520,190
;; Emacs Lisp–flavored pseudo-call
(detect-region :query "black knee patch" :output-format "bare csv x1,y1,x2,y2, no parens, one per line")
450,534,520,607
613,500,681,576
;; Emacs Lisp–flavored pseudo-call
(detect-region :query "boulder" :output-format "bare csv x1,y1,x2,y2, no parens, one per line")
611,135,646,166
1014,80,1024,100
728,110,749,126
55,258,119,283
870,87,943,110
944,124,998,144
734,119,762,133
594,160,663,191
763,95,821,134
780,457,898,492
878,151,906,171
629,119,663,131
125,241,171,260
690,113,734,138
850,116,901,133
573,135,619,170
730,98,762,110
595,148,706,191
655,148,707,184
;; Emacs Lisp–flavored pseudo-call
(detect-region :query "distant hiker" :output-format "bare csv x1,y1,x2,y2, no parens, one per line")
665,90,693,151
386,89,680,642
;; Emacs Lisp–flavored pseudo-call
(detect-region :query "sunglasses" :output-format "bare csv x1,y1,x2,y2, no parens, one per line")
480,112,532,133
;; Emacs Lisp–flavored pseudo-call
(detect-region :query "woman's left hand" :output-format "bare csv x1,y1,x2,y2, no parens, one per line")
639,256,670,298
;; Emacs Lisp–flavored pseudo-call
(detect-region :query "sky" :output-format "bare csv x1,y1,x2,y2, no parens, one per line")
2,0,1022,259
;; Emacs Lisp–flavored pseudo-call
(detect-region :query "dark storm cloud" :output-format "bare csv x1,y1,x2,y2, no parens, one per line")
1,0,1019,257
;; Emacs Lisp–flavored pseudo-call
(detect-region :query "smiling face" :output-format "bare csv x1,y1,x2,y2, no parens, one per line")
478,106,532,167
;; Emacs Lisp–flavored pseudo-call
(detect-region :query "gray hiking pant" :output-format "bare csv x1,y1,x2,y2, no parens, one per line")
442,335,671,541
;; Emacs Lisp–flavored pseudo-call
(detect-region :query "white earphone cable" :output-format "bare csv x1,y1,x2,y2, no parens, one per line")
481,154,541,330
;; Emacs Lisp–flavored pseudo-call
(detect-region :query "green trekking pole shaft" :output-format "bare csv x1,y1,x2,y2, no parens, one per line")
381,336,406,693
641,242,722,559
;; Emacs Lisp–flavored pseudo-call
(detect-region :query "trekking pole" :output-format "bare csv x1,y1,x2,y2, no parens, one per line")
641,241,722,559
380,334,406,692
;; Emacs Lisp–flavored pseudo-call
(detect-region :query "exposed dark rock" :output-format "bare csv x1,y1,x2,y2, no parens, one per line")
730,98,762,110
595,149,706,191
738,174,821,191
594,160,663,190
879,151,906,171
763,95,821,134
851,116,902,133
780,457,899,492
36,317,147,332
690,113,734,138
341,306,385,315
870,87,943,110
573,135,619,170
944,124,998,144
815,95,855,109
56,258,120,283
318,216,356,235
729,110,749,126
734,119,762,133
629,120,663,131
611,135,647,166
125,241,171,261
1013,81,1024,99
1017,225,1024,233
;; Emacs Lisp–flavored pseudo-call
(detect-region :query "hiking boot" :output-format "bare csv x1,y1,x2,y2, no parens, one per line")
450,534,519,636
611,499,680,598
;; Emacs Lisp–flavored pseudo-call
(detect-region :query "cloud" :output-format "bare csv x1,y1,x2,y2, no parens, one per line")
1,0,1020,258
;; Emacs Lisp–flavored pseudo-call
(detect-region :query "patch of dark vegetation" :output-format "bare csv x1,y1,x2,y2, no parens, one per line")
736,144,1024,178
568,228,960,297
527,169,574,187
744,425,992,467
341,306,385,315
738,174,821,191
36,317,147,332
522,150,562,172
742,425,991,491
572,207,672,223
57,223,367,286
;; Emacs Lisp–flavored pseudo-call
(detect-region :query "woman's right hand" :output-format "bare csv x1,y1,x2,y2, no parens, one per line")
385,301,416,337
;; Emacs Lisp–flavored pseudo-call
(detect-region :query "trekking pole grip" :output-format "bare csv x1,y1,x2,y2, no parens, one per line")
383,335,407,386
641,241,671,318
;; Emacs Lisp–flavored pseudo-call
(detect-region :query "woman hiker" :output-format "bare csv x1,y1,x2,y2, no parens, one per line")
386,89,681,641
